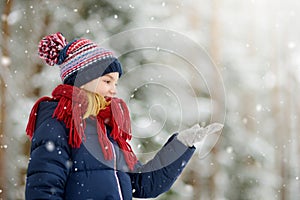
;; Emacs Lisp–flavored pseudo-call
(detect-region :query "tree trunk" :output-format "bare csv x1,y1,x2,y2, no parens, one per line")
207,0,220,199
0,0,13,198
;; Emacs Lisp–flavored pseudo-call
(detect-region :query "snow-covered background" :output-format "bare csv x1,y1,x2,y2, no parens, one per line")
1,0,300,199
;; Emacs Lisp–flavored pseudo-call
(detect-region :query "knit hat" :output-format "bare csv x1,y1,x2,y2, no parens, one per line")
38,32,122,86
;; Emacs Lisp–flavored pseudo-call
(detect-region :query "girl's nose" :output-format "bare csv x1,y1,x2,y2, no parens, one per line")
110,86,117,96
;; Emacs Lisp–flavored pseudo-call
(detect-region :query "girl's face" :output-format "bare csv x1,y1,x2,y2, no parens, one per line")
81,72,119,97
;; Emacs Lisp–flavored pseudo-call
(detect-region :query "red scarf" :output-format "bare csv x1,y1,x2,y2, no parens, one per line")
26,84,137,171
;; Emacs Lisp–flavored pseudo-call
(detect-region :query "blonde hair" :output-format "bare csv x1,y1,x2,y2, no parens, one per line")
83,90,110,119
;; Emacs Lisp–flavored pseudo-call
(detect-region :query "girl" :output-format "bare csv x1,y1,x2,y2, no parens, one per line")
25,32,223,200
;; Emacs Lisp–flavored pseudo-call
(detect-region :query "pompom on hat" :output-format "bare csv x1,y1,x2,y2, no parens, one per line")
38,32,122,86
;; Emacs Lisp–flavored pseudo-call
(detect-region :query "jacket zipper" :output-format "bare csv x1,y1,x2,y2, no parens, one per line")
111,143,123,200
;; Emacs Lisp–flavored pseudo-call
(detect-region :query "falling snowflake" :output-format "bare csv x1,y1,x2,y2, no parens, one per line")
45,141,55,152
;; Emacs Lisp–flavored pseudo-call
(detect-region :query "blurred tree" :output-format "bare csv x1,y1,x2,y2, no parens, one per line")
0,1,13,199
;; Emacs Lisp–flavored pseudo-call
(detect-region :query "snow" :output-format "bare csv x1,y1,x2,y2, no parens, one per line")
1,56,11,67
45,141,55,152
2,0,300,199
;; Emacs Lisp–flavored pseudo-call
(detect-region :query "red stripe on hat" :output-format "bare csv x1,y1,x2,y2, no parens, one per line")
64,44,98,63
67,39,94,54
61,52,114,79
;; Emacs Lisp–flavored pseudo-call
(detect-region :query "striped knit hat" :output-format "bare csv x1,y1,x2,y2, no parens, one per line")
38,32,122,86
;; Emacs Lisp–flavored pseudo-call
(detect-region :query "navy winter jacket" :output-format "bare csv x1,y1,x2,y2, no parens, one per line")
25,101,195,199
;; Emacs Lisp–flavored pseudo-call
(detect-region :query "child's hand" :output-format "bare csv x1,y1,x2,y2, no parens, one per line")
177,123,223,147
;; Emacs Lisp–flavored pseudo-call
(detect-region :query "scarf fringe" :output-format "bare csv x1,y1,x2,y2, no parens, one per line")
116,138,137,171
96,117,113,160
110,99,132,141
53,96,86,148
26,96,53,139
97,98,138,170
